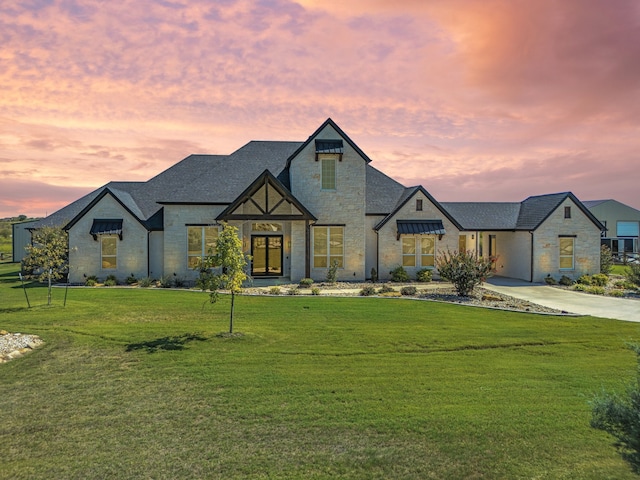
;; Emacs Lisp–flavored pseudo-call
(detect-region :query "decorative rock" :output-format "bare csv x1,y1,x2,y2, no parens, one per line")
0,332,44,363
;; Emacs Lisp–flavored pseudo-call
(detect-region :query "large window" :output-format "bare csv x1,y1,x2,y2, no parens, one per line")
188,226,219,269
402,236,435,267
101,236,117,270
321,158,336,190
313,226,343,268
559,237,574,270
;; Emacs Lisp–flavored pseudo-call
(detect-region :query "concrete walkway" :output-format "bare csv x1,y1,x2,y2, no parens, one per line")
484,277,640,322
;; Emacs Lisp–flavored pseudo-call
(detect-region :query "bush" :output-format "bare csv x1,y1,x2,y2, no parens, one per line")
138,277,153,288
359,285,376,296
435,249,493,297
378,284,395,294
601,244,614,275
401,286,417,296
287,287,300,295
577,274,592,285
586,286,605,295
173,276,186,288
389,266,409,282
299,278,314,288
269,286,281,295
574,284,588,292
157,275,174,288
544,275,558,285
559,275,574,286
591,344,640,473
416,268,432,282
104,275,117,287
615,280,638,291
326,260,339,284
311,287,321,296
85,275,98,286
591,273,609,287
125,274,137,285
626,264,640,287
608,290,625,298
370,268,378,283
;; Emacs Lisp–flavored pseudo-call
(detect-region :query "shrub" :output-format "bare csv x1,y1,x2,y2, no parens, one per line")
299,278,314,288
416,268,432,283
591,344,640,473
359,285,377,296
378,284,395,294
104,275,117,287
401,286,417,296
577,274,592,285
626,263,640,287
600,244,614,275
615,280,638,291
574,284,588,292
435,249,493,297
173,275,186,288
586,286,605,295
370,268,378,283
559,275,574,286
125,274,137,285
287,287,300,295
591,273,609,287
544,275,558,285
138,277,153,288
157,275,173,288
269,286,281,295
311,287,321,295
85,275,98,286
608,290,625,298
326,260,339,284
389,266,409,282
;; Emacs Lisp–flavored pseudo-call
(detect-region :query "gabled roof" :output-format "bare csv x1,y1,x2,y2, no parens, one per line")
374,185,463,231
582,199,610,209
216,169,316,221
442,192,605,231
286,118,371,167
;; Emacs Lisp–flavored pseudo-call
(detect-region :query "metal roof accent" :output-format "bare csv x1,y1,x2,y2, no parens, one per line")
90,219,123,240
315,139,344,154
396,220,445,239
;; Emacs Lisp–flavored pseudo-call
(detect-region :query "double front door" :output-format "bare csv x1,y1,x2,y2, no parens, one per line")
251,235,283,276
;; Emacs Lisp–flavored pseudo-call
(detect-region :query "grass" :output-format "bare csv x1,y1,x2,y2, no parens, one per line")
612,264,634,276
1,262,640,478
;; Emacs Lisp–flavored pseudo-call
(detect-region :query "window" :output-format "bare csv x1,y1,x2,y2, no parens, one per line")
313,226,343,268
187,226,219,269
617,221,639,237
420,237,435,267
458,235,467,252
559,237,574,269
564,206,571,218
402,237,416,267
416,199,423,211
321,158,336,190
101,236,117,270
402,236,436,267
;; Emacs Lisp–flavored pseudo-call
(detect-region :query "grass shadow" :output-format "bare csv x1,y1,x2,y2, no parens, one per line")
125,333,207,353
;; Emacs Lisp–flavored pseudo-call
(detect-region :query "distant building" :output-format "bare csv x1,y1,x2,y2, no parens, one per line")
584,199,640,263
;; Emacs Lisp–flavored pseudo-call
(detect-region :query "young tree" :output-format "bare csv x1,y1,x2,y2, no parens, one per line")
435,249,494,296
23,226,68,306
591,344,640,473
197,223,250,333
600,244,614,275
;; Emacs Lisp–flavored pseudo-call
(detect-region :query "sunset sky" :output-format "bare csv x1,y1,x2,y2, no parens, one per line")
1,0,639,218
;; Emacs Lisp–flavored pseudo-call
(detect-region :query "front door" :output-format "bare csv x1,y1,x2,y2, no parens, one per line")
251,235,283,276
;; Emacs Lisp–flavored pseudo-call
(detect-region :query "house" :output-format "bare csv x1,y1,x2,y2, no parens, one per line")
30,118,605,284
584,199,640,263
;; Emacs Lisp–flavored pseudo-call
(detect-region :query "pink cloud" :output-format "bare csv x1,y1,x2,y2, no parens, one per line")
0,0,639,218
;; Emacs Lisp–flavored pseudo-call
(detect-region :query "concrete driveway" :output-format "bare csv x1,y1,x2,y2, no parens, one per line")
484,277,640,322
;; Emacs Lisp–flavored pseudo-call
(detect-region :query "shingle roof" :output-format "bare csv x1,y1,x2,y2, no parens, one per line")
365,165,407,214
441,202,521,230
443,192,604,231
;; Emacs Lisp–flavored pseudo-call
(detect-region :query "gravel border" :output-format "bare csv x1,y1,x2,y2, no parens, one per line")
0,331,44,363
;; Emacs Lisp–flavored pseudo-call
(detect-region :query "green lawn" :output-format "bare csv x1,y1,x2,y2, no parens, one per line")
1,263,639,479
